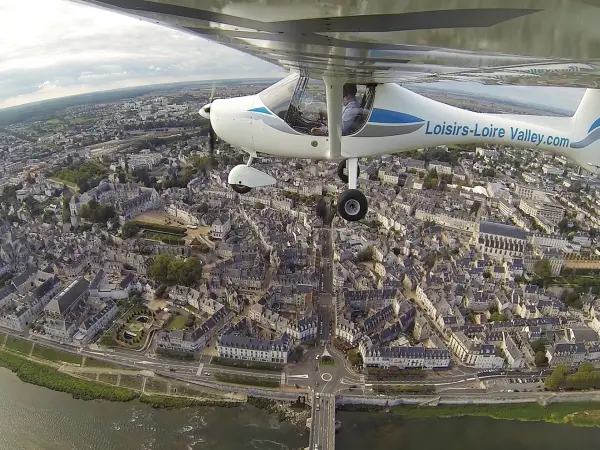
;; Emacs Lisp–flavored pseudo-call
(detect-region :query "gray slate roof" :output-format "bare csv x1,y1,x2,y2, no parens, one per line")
479,221,526,240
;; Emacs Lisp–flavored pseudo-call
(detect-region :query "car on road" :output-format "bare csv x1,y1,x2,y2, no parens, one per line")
316,393,320,399
204,372,211,376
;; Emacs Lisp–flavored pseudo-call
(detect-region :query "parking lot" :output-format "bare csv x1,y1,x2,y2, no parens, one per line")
485,376,545,393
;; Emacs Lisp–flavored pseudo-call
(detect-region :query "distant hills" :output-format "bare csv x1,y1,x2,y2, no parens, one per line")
0,77,573,127
410,85,573,117
0,78,280,127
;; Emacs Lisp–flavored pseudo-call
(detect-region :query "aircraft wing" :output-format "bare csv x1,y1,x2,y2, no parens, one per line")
73,0,600,87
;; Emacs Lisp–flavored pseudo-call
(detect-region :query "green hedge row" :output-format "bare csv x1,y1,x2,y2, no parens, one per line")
214,373,280,388
372,385,436,394
211,357,283,372
133,221,187,235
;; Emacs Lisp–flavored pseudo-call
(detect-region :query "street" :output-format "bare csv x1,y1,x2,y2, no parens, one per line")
310,391,335,450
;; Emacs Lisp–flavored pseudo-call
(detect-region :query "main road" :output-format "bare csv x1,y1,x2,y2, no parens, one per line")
309,391,335,450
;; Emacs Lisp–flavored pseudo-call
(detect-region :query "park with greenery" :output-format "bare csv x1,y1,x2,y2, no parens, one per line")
148,254,203,286
99,306,155,349
165,311,197,330
78,199,115,224
51,162,108,193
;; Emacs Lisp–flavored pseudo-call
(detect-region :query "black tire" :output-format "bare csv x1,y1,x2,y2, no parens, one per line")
230,184,252,194
337,189,368,222
337,160,360,183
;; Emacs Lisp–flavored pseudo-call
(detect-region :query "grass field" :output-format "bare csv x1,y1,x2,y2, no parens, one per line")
99,373,120,385
83,358,117,369
31,346,83,365
142,231,185,246
166,314,187,330
119,375,143,390
79,372,100,381
4,336,33,355
134,210,210,241
145,378,169,394
48,177,79,193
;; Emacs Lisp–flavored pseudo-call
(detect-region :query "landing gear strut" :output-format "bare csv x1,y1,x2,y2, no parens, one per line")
337,160,360,183
336,158,368,221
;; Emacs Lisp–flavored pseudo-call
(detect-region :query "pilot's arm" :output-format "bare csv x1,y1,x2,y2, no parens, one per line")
311,105,359,136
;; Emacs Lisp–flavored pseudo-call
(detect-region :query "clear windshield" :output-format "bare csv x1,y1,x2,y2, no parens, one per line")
260,74,375,136
258,73,299,118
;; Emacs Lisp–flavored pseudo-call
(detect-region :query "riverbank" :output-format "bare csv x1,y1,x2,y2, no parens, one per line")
338,402,600,427
0,348,308,427
0,349,241,408
247,396,311,427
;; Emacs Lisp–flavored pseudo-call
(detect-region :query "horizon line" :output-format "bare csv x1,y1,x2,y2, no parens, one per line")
0,75,286,112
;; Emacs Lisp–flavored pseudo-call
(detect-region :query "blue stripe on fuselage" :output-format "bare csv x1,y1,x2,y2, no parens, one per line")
588,117,600,134
248,106,272,115
368,108,424,124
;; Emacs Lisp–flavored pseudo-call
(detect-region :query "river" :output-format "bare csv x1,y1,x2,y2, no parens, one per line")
335,410,600,450
4,366,600,450
0,368,307,450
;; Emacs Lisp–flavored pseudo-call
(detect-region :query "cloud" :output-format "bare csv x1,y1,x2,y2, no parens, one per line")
0,0,580,112
0,0,284,109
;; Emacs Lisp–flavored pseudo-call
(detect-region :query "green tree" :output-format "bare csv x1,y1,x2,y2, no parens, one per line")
489,312,506,322
357,246,373,262
531,339,548,353
61,197,70,224
560,289,582,309
149,255,202,286
79,204,90,219
185,313,196,328
121,221,140,238
545,365,569,391
177,257,203,286
149,254,171,283
534,350,548,367
534,259,553,279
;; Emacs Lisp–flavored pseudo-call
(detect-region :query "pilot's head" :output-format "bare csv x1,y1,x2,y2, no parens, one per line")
343,83,357,100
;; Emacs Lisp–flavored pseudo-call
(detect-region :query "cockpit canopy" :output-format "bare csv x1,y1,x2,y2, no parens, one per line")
258,73,375,136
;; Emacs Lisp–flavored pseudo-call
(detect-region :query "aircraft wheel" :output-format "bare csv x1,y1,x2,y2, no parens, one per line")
230,184,252,194
338,160,360,183
337,189,368,222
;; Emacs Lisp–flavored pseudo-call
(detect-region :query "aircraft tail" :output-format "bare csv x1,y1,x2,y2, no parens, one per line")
566,89,600,173
572,89,600,137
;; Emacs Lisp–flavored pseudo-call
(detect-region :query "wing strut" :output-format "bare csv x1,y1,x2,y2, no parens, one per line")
323,76,344,160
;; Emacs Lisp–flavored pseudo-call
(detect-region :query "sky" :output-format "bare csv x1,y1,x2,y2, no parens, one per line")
0,0,584,111
0,0,285,109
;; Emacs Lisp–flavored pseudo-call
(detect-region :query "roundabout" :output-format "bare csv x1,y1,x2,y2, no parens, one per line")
321,372,333,382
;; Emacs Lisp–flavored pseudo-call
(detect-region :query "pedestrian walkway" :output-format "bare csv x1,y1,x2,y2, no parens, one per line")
196,362,204,376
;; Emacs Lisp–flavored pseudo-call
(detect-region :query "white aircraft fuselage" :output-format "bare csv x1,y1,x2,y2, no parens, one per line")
206,78,600,173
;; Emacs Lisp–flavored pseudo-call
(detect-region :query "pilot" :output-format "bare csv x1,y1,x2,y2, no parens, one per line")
311,83,361,136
